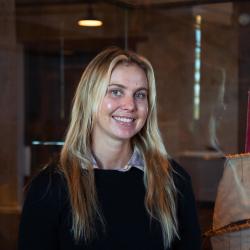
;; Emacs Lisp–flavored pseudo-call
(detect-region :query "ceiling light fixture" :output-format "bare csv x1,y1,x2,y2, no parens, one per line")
78,4,103,27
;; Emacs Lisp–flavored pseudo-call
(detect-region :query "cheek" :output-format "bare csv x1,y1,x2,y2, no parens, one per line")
144,108,149,120
107,102,113,110
101,98,115,113
138,102,149,120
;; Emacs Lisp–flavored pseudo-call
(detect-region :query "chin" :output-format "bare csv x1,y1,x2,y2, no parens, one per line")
112,131,137,141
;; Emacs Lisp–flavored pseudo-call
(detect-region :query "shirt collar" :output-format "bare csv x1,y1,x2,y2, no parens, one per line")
91,147,144,172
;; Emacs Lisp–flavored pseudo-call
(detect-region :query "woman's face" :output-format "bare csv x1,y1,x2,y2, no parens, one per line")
93,63,149,143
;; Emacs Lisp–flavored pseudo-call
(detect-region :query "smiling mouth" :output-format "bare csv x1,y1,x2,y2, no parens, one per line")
112,116,135,123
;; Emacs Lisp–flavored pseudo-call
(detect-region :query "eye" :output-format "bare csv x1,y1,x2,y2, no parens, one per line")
110,89,123,97
134,91,147,100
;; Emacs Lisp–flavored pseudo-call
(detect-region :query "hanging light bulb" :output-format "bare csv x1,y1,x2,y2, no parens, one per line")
78,4,103,27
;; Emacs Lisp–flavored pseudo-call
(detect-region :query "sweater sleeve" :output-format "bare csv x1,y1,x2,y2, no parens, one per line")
18,166,66,250
171,160,202,250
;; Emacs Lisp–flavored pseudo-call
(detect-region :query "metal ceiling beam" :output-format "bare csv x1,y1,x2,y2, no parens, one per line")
16,0,131,8
16,0,245,9
127,0,243,9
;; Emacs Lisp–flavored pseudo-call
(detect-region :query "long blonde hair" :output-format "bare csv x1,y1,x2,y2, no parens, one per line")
60,47,178,248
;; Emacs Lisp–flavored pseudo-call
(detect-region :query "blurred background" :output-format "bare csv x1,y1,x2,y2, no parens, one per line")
0,0,250,249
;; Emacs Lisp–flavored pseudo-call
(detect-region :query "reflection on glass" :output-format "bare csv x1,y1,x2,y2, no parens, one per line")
32,140,64,146
193,15,202,120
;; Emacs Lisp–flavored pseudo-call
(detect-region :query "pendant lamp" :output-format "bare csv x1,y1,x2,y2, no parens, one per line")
78,4,103,27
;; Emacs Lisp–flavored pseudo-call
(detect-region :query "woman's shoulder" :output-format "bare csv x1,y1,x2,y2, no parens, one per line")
28,163,65,188
169,158,202,249
19,163,69,250
169,158,191,189
24,163,67,206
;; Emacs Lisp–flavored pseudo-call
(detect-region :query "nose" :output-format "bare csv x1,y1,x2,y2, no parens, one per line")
122,95,136,111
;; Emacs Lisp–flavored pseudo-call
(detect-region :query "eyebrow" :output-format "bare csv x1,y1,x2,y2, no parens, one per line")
108,83,148,91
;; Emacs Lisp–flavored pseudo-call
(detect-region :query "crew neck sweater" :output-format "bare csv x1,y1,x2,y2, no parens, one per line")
18,161,201,250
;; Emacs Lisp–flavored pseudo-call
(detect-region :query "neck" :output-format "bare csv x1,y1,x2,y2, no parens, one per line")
92,137,132,170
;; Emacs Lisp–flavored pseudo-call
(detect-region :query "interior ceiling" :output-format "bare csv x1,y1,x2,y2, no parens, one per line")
16,0,237,9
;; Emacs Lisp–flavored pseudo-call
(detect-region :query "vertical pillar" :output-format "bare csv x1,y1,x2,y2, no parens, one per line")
0,0,24,248
237,3,250,152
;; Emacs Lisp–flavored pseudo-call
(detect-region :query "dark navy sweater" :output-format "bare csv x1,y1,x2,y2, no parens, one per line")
18,161,201,250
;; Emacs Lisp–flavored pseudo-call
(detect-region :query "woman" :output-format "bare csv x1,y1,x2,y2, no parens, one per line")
18,47,201,250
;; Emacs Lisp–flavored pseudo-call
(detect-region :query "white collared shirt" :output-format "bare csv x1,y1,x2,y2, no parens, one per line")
91,147,144,172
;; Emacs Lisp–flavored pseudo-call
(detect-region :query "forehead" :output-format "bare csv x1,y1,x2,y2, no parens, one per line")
110,63,148,88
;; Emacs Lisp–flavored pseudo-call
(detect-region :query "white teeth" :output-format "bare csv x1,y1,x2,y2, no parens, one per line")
113,116,134,123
